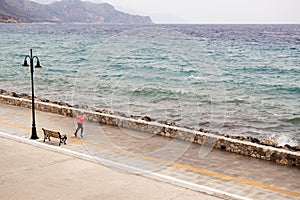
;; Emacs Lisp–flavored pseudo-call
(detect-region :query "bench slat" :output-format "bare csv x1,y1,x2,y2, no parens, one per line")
42,128,67,146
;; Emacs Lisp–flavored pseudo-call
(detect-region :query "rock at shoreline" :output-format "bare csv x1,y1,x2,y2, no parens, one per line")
12,92,19,98
165,120,176,126
291,146,300,151
260,139,278,147
249,137,260,143
0,89,7,94
281,144,300,152
141,116,151,122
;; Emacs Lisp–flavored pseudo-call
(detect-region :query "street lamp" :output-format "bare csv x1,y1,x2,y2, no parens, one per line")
22,49,42,139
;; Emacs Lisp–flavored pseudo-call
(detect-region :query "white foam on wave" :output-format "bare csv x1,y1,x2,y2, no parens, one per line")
270,134,298,147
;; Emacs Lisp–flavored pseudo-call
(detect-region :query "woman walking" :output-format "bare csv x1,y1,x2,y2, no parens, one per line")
74,115,86,138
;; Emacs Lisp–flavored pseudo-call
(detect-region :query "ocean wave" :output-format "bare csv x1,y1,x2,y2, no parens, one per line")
188,75,205,81
269,134,298,147
273,86,300,94
282,117,300,124
226,98,248,104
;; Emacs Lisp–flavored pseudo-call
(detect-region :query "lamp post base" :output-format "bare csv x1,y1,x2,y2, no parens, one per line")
30,127,39,140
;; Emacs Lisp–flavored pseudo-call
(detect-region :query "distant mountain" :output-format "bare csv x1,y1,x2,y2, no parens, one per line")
0,0,152,24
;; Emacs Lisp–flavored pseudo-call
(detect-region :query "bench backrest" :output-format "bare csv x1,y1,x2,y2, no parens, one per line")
42,128,61,138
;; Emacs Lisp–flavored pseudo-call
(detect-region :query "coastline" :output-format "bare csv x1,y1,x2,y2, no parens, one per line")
0,89,299,167
1,23,299,148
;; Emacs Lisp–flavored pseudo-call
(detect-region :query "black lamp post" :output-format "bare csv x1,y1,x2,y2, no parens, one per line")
22,49,42,139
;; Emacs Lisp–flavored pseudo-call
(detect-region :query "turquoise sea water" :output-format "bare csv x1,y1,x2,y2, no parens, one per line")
0,23,299,145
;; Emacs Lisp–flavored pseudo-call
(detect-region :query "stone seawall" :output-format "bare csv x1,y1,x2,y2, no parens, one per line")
0,94,299,167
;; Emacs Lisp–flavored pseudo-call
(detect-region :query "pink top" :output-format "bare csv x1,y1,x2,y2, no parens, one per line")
76,115,86,124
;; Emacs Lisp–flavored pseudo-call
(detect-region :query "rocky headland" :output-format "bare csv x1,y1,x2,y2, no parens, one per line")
0,0,152,24
0,14,22,23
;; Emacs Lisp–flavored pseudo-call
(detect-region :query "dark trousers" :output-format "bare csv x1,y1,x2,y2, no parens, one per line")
75,123,83,136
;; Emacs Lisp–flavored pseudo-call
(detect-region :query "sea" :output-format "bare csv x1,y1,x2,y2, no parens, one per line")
0,23,299,146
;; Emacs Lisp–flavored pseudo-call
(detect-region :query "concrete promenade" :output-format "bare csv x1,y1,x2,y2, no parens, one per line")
0,103,299,200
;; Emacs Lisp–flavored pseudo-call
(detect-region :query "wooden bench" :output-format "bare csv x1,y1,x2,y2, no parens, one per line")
42,128,67,146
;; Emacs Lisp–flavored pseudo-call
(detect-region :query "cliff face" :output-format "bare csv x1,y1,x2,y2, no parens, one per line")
0,14,22,23
0,0,152,24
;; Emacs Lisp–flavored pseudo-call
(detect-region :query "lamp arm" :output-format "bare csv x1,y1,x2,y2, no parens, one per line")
32,56,39,62
24,55,30,61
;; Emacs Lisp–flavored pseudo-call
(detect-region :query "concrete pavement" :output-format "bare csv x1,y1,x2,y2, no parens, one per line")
0,103,299,200
0,136,220,200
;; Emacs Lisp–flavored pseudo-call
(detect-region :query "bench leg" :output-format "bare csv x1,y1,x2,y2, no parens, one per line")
64,136,67,145
43,134,48,142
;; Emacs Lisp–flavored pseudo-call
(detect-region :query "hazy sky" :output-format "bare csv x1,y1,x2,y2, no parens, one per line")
32,0,300,24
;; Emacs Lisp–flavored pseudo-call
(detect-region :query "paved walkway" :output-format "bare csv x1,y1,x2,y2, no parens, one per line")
0,136,220,200
0,103,299,200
